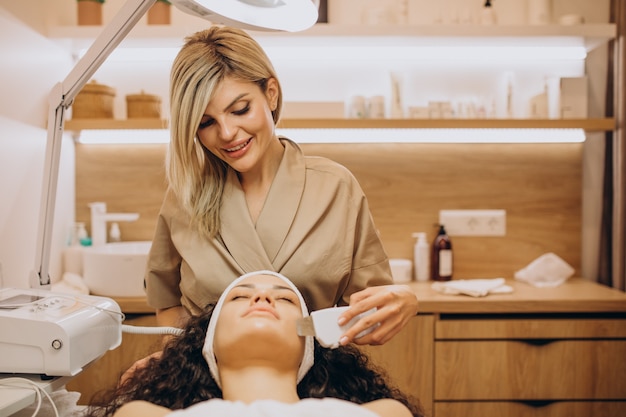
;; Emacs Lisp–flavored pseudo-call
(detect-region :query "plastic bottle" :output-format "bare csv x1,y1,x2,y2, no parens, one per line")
412,232,430,282
75,222,87,243
480,0,497,25
109,222,121,242
63,222,88,275
431,225,453,281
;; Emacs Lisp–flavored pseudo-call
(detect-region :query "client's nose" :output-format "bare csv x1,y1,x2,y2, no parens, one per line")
251,290,274,306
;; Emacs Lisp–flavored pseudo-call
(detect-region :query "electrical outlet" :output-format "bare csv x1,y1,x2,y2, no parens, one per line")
439,210,506,236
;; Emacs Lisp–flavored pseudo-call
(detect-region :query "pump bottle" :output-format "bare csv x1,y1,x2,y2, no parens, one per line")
431,224,453,281
480,0,497,25
411,232,430,282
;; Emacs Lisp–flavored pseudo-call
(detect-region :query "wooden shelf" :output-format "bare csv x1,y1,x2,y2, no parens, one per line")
66,118,614,132
47,23,616,52
66,118,168,131
279,118,615,131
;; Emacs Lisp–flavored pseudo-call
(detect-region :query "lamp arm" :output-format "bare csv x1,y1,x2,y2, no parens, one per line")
32,0,157,288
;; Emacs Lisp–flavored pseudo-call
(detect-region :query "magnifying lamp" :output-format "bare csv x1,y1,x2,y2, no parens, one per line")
32,0,318,288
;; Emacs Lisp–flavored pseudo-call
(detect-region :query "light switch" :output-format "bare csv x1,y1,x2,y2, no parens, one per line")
439,210,506,237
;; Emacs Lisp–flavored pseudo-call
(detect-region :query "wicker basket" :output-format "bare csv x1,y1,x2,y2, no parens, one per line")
72,80,115,119
126,91,162,119
77,0,103,26
147,1,171,25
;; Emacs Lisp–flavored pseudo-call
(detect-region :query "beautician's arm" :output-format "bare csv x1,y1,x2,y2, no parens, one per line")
362,398,414,417
338,284,418,346
113,401,171,417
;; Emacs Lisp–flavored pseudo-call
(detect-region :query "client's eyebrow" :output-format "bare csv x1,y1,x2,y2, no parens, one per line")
235,283,297,293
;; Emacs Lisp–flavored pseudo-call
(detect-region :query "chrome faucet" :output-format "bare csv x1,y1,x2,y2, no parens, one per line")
89,202,139,246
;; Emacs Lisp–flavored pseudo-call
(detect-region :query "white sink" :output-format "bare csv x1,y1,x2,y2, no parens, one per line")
82,241,151,297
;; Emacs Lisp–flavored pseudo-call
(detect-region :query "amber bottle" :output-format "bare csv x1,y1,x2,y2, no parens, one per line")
431,224,453,281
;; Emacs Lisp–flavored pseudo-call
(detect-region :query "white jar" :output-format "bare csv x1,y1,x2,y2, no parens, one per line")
368,96,386,119
390,259,413,283
349,95,367,119
528,0,552,25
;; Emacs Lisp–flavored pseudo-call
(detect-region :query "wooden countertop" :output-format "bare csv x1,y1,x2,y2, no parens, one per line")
408,278,626,314
112,278,626,315
112,297,155,314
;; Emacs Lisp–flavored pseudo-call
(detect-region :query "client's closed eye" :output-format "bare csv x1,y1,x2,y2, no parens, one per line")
277,296,296,304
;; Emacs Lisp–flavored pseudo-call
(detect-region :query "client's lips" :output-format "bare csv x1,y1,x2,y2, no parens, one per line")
243,305,278,319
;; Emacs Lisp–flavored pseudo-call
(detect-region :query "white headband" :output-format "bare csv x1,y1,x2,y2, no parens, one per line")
202,270,315,388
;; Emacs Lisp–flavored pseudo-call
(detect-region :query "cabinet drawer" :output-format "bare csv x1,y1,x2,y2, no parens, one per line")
436,316,626,339
435,340,626,400
434,401,626,417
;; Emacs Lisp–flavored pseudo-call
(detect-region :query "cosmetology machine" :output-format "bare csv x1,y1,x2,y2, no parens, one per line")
0,288,122,376
0,0,317,377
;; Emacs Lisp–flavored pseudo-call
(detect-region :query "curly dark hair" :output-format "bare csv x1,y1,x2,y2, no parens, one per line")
86,305,424,417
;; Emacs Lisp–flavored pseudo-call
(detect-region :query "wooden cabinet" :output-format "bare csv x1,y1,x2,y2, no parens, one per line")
434,315,626,415
366,279,626,417
434,401,626,417
362,315,435,414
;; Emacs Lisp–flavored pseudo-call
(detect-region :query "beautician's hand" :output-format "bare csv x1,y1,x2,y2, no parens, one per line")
338,284,418,346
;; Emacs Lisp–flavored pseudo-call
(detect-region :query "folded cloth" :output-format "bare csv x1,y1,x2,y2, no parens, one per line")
431,278,513,297
514,252,575,288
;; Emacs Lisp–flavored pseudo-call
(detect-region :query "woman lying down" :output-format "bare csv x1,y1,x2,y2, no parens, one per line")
85,271,425,417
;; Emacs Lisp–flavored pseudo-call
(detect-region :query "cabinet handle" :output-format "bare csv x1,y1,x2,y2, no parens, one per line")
517,338,557,346
515,400,555,408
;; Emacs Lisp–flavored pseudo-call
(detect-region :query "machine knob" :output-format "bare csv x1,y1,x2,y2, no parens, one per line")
51,339,63,350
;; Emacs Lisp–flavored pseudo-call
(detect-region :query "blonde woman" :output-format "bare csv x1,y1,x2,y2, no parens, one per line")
145,26,418,355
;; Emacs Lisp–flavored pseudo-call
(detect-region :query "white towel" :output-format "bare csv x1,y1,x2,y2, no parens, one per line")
514,252,575,288
431,278,513,297
167,398,378,417
10,389,85,417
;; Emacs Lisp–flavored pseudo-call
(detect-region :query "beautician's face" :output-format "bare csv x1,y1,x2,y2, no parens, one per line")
214,274,305,365
196,76,279,174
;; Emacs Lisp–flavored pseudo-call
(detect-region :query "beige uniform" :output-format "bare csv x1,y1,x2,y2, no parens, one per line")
145,138,392,314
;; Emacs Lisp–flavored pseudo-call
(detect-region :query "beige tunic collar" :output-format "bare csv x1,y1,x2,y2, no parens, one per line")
219,138,305,271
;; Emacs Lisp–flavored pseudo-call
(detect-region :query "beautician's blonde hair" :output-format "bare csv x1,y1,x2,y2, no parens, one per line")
167,26,283,238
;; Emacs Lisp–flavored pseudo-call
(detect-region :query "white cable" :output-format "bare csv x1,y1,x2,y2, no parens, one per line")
0,377,59,417
121,324,183,336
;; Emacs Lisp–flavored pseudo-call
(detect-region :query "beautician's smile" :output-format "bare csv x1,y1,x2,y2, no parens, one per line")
224,138,253,157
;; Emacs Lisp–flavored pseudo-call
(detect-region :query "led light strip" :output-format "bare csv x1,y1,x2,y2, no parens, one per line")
75,128,585,144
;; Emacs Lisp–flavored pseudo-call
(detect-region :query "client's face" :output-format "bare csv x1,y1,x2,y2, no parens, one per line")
213,274,305,372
